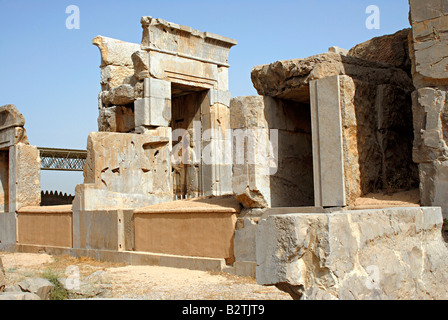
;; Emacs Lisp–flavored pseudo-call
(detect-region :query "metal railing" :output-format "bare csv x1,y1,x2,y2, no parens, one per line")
38,147,87,172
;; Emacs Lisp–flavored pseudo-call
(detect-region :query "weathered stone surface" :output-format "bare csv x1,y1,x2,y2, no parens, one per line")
14,144,41,210
83,130,172,200
0,256,5,292
0,104,25,131
98,106,135,133
409,0,448,86
412,87,448,163
102,84,135,106
419,161,448,219
92,36,140,68
140,16,237,67
18,278,54,300
256,207,448,300
230,96,313,208
99,65,136,91
132,51,149,81
328,46,348,56
0,292,41,300
251,52,413,103
60,270,111,298
348,29,411,75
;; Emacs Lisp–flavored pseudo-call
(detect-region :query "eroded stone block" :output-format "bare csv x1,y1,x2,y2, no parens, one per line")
83,131,172,198
256,207,448,300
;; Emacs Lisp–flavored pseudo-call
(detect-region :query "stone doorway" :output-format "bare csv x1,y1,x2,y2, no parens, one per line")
171,84,208,199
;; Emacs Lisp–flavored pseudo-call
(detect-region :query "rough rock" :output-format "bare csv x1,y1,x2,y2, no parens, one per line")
102,84,135,106
347,29,411,75
0,104,26,131
99,65,136,91
256,207,448,300
92,36,140,68
132,51,150,80
18,278,55,300
60,271,111,298
250,52,413,103
98,106,135,133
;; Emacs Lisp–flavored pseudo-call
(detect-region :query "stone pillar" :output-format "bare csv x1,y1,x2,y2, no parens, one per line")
201,89,233,196
310,75,346,208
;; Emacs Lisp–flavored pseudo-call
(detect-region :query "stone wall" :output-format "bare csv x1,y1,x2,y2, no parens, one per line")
408,0,448,230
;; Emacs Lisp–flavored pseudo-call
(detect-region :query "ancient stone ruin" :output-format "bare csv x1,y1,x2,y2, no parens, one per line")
1,0,448,300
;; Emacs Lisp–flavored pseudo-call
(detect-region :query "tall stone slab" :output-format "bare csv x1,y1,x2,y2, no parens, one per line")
310,76,346,207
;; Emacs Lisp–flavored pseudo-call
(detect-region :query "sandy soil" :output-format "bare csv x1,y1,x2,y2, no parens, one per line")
0,252,291,300
353,189,420,208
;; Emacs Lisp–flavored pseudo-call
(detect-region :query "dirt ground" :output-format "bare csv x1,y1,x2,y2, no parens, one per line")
0,252,291,300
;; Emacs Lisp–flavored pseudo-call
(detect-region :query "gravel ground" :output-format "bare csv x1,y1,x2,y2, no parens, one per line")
0,252,291,300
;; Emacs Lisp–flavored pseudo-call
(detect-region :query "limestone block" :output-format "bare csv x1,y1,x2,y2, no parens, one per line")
419,161,448,219
209,89,231,107
409,0,447,23
147,50,219,87
140,16,237,67
100,65,135,91
230,96,268,129
98,106,135,133
234,217,258,262
217,67,229,91
144,78,171,99
0,212,16,248
409,1,448,86
93,36,140,67
256,207,448,300
83,131,172,198
412,87,448,163
132,50,150,80
0,127,28,149
134,97,171,127
0,105,25,131
13,144,41,210
102,84,135,106
251,52,413,103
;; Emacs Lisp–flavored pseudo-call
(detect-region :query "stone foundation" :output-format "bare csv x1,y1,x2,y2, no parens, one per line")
256,207,448,300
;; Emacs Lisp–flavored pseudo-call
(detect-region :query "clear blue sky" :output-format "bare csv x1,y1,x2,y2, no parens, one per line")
0,0,411,194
